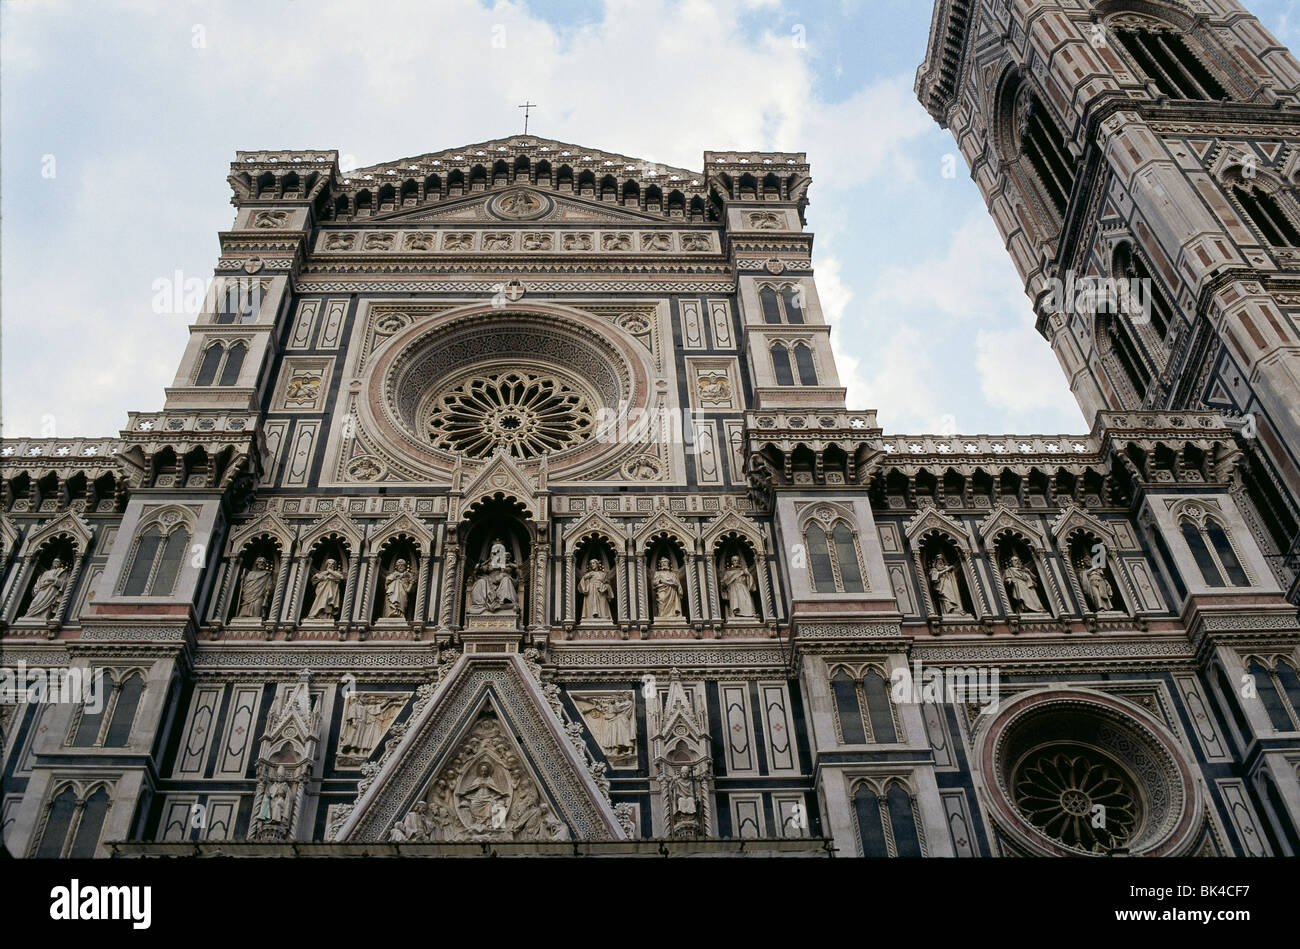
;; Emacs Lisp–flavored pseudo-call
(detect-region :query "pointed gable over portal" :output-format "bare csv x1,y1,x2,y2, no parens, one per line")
337,653,625,842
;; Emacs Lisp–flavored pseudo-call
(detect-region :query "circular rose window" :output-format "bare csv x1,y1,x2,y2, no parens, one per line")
1011,745,1141,854
976,690,1202,857
424,368,597,459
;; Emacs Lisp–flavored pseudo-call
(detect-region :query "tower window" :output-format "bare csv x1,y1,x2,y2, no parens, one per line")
1232,185,1300,247
771,343,795,386
1018,91,1077,217
805,519,866,593
1180,515,1250,588
794,342,818,385
759,284,806,323
1115,28,1228,101
195,341,248,387
122,522,190,596
760,286,782,324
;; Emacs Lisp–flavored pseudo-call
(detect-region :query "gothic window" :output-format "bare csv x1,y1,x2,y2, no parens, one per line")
1180,513,1249,587
1012,745,1139,853
1231,184,1300,247
1097,312,1153,403
832,523,865,593
781,286,805,323
832,669,867,744
771,343,795,386
1114,27,1228,101
831,666,900,744
1247,658,1300,732
218,341,246,385
760,286,782,323
794,342,818,385
852,779,923,857
1018,90,1077,217
122,522,190,596
33,783,111,859
71,670,111,746
103,672,145,747
862,670,898,743
195,343,224,386
70,669,147,748
195,341,248,387
1112,242,1171,342
805,519,866,594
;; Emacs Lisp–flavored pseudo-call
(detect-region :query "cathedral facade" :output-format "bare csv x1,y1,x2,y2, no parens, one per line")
2,0,1300,859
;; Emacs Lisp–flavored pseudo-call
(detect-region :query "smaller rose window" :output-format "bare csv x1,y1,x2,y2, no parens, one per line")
1012,748,1140,854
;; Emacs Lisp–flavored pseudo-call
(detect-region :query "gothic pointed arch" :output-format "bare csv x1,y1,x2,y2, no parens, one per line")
633,509,695,555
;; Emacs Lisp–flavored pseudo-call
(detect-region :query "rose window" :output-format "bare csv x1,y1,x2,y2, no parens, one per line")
425,370,596,459
1012,748,1139,854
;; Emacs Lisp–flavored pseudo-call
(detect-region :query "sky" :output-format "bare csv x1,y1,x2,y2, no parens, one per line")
4,0,1299,440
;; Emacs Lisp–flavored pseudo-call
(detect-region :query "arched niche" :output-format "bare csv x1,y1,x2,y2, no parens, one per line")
645,532,689,625
15,532,79,624
460,496,530,628
990,530,1054,617
1065,528,1128,615
302,533,351,623
229,534,283,623
915,529,979,620
574,533,618,626
712,532,761,623
373,535,421,623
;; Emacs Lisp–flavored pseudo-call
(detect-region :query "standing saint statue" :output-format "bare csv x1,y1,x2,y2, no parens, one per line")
928,553,965,617
307,558,345,619
383,558,415,619
1003,553,1046,613
651,557,685,620
235,556,274,619
578,558,615,622
21,559,68,621
719,556,757,619
1080,558,1115,611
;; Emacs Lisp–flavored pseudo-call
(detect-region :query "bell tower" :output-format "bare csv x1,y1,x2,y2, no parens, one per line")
917,0,1300,602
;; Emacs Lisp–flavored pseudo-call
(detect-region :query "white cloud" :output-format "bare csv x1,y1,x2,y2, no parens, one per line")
975,328,1081,429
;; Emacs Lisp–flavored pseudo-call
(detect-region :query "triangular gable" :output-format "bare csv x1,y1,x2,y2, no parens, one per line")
1050,502,1118,547
369,510,435,555
348,135,702,183
22,509,94,553
702,510,761,551
977,504,1046,547
633,509,696,553
337,654,625,842
904,506,971,548
563,509,627,554
300,511,364,552
459,452,542,521
228,511,295,551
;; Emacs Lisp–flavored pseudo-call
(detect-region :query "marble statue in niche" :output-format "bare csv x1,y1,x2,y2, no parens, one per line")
661,761,709,838
1079,558,1115,611
307,558,345,619
651,557,685,620
468,540,519,615
719,556,758,619
572,692,638,767
578,558,615,622
1003,553,1046,614
928,553,967,617
235,556,275,620
21,559,68,620
259,766,292,824
382,558,415,619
